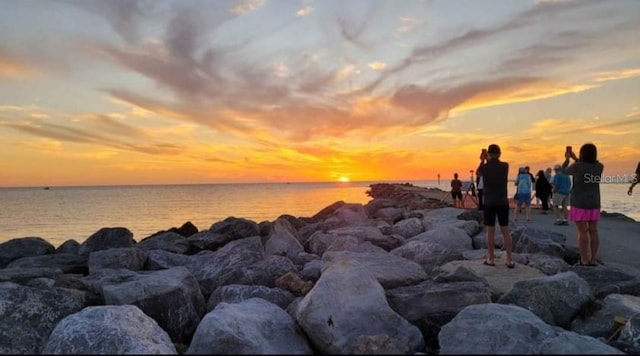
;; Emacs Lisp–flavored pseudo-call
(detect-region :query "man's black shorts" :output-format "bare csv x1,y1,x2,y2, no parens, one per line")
483,205,509,226
451,191,463,200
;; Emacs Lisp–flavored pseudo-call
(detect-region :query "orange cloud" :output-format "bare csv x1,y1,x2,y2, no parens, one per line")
0,49,34,79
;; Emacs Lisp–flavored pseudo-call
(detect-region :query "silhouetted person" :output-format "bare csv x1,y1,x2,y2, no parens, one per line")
535,170,552,213
450,173,463,208
477,144,514,268
629,161,640,196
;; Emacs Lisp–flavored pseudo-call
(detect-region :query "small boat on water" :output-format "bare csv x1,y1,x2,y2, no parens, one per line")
44,187,50,190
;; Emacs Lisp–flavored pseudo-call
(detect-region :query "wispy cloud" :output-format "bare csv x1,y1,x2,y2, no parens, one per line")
0,47,35,79
231,0,265,15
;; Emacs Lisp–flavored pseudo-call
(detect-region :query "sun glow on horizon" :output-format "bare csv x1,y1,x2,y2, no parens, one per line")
338,177,351,183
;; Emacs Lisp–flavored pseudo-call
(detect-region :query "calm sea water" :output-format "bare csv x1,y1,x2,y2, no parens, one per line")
1,180,637,247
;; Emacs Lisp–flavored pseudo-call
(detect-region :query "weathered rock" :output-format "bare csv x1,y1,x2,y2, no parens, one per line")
78,227,135,256
209,217,260,240
619,315,640,350
456,210,484,225
0,237,55,267
498,271,593,326
175,221,199,237
438,260,544,298
43,305,177,354
300,259,322,281
391,240,463,271
188,299,312,355
571,294,640,338
79,268,139,303
6,253,87,274
569,264,639,298
323,251,427,289
207,284,295,311
373,207,407,224
364,198,400,217
88,247,148,274
472,228,505,249
438,303,556,354
276,271,314,296
26,277,56,289
433,265,489,285
145,249,192,270
0,266,62,285
536,331,624,354
409,226,472,252
292,252,320,266
102,266,205,344
424,207,468,222
326,235,387,254
186,230,230,252
296,261,425,354
461,249,490,260
328,203,368,226
55,239,80,254
187,236,265,297
265,220,304,260
137,231,190,254
311,200,346,221
298,220,341,244
307,226,401,256
387,280,491,345
391,217,425,239
232,255,297,288
445,219,481,237
276,214,308,231
510,225,567,257
513,253,570,275
306,231,337,256
0,282,87,354
52,273,101,304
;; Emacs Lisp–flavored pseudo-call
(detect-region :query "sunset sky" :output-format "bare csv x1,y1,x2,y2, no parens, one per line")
1,0,639,187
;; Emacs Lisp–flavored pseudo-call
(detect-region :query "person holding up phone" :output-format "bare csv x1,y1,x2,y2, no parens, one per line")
475,149,488,210
563,143,604,266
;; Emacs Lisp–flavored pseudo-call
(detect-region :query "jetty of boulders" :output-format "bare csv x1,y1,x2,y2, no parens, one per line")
1,183,639,354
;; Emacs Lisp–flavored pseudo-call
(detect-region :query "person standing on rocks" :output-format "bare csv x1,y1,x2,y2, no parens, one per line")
478,144,515,268
450,173,463,208
551,164,571,225
628,161,640,196
563,143,604,266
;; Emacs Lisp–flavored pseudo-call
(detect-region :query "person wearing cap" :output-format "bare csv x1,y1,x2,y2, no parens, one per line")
551,164,571,225
477,144,515,268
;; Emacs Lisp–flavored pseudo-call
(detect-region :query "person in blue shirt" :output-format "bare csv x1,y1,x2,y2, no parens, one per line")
514,167,533,222
551,164,571,225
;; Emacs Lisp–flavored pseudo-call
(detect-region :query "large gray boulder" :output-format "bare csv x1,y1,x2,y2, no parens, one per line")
186,230,230,252
102,266,205,344
88,247,148,274
326,237,388,254
323,251,427,289
408,226,472,252
387,280,491,344
136,231,190,254
207,284,295,311
510,226,566,257
0,237,55,267
78,227,135,256
229,255,297,288
571,294,640,338
535,331,624,354
391,217,425,239
307,225,401,255
209,217,260,240
186,236,265,297
391,240,463,271
328,203,368,226
6,253,87,274
0,267,62,285
569,264,639,298
619,315,640,351
300,259,323,281
55,239,80,254
498,271,593,326
513,253,570,275
296,261,424,354
0,282,87,354
43,305,177,354
438,303,556,354
145,249,192,270
187,299,312,354
265,219,304,260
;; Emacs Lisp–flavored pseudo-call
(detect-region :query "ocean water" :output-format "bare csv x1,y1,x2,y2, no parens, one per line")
1,180,637,247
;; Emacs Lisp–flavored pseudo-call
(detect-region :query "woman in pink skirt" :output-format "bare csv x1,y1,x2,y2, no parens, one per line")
563,143,604,266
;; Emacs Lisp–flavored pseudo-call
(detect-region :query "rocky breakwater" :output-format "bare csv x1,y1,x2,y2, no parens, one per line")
1,183,640,354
